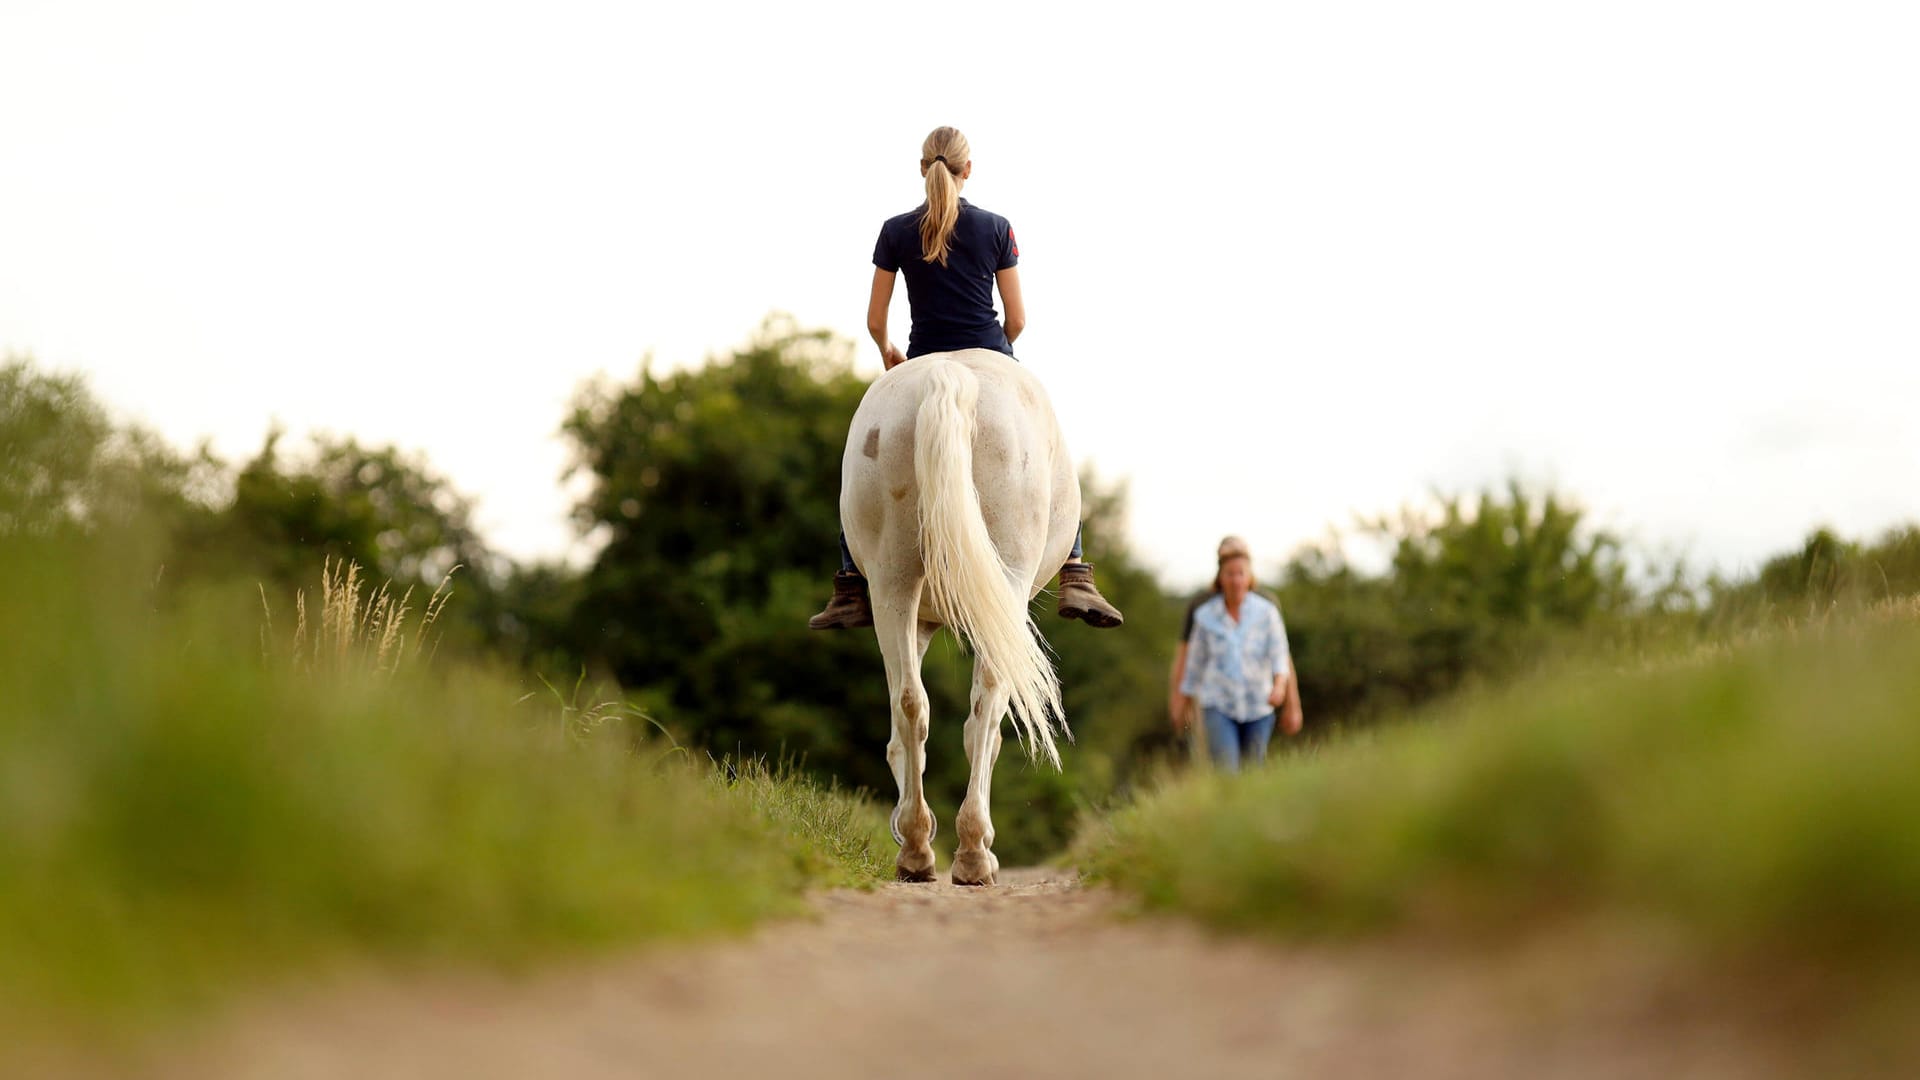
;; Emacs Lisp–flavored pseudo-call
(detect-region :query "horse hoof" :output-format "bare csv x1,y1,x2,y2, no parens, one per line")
896,845,937,883
950,852,997,886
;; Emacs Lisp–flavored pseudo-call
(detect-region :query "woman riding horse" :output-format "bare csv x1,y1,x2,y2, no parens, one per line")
809,125,1122,631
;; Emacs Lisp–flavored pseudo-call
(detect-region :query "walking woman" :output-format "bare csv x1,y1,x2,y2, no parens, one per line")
809,125,1122,631
1176,541,1299,770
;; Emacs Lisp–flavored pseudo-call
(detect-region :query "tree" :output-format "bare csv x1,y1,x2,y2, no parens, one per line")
150,429,510,660
1,355,220,540
205,431,496,593
1275,481,1633,728
558,315,887,771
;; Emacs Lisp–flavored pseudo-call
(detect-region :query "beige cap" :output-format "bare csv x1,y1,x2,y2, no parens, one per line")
1217,535,1251,561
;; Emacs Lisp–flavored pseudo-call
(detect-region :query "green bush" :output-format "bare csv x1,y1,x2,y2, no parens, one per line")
1707,525,1920,628
1078,600,1920,964
0,533,882,1033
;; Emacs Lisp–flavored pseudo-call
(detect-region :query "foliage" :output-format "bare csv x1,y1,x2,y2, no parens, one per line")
189,430,500,601
553,314,892,804
3,353,513,653
16,331,1919,882
1,354,221,539
1077,600,1920,963
1271,483,1636,728
711,757,895,888
0,533,885,1041
1705,525,1920,628
559,314,867,684
1,356,111,533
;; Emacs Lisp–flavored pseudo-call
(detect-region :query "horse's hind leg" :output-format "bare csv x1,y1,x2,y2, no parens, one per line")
952,662,1009,886
877,595,938,883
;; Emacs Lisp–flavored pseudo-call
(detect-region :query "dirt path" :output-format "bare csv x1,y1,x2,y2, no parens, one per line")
127,868,1861,1079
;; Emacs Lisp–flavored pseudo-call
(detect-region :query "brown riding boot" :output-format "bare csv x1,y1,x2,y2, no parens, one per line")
808,571,874,630
1058,561,1124,628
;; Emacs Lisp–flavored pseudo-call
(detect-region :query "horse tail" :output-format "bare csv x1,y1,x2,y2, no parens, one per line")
913,357,1067,767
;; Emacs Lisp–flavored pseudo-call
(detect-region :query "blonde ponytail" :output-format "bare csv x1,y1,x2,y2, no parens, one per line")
918,126,971,266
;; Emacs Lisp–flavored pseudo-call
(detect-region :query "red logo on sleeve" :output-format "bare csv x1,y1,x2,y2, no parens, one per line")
1009,228,1019,258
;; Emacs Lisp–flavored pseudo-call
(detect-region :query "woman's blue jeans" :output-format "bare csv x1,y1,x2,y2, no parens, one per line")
1202,708,1276,772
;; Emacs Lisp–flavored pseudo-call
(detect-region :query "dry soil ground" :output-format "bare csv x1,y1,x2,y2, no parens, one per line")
53,867,1904,1079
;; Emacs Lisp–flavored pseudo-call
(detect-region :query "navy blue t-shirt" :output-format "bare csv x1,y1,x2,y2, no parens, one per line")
872,198,1019,359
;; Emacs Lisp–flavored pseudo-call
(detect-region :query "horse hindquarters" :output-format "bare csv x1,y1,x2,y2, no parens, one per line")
844,351,1071,883
912,359,1066,767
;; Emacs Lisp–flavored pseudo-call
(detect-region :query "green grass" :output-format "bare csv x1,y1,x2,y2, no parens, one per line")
1076,598,1920,964
0,534,886,1038
712,756,895,887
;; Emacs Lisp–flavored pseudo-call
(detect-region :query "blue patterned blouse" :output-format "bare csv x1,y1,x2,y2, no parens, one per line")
1179,592,1292,722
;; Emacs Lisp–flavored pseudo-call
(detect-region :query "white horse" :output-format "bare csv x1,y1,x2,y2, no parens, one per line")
840,348,1079,885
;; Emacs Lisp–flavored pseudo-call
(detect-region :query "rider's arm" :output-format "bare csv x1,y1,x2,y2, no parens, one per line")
868,268,906,369
996,266,1026,345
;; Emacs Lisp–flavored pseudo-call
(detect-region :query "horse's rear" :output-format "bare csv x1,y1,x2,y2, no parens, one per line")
840,348,1079,884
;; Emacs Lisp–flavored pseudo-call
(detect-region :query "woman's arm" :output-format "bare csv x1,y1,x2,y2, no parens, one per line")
1178,624,1208,718
868,268,907,369
995,266,1026,345
1266,606,1302,733
1265,606,1290,708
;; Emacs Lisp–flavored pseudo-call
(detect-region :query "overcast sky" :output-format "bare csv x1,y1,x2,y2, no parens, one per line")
4,1,1916,589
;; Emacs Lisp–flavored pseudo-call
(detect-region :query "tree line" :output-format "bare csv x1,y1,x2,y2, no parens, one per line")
6,319,1914,860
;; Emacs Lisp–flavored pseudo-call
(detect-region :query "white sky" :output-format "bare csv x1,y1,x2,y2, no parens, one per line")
3,1,1916,590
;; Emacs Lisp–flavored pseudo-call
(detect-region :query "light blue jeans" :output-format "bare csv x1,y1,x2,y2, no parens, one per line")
1202,708,1276,772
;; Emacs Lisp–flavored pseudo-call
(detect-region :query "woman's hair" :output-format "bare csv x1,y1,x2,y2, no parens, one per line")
918,126,970,267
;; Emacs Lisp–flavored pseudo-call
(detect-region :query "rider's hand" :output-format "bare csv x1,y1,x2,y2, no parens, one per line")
883,344,908,370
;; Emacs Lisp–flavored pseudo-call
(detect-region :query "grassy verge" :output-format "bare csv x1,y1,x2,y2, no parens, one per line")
713,756,895,888
0,536,885,1039
1076,598,1920,965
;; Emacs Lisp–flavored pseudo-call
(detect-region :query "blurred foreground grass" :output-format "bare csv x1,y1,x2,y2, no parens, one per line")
1077,598,1920,965
0,534,887,1037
